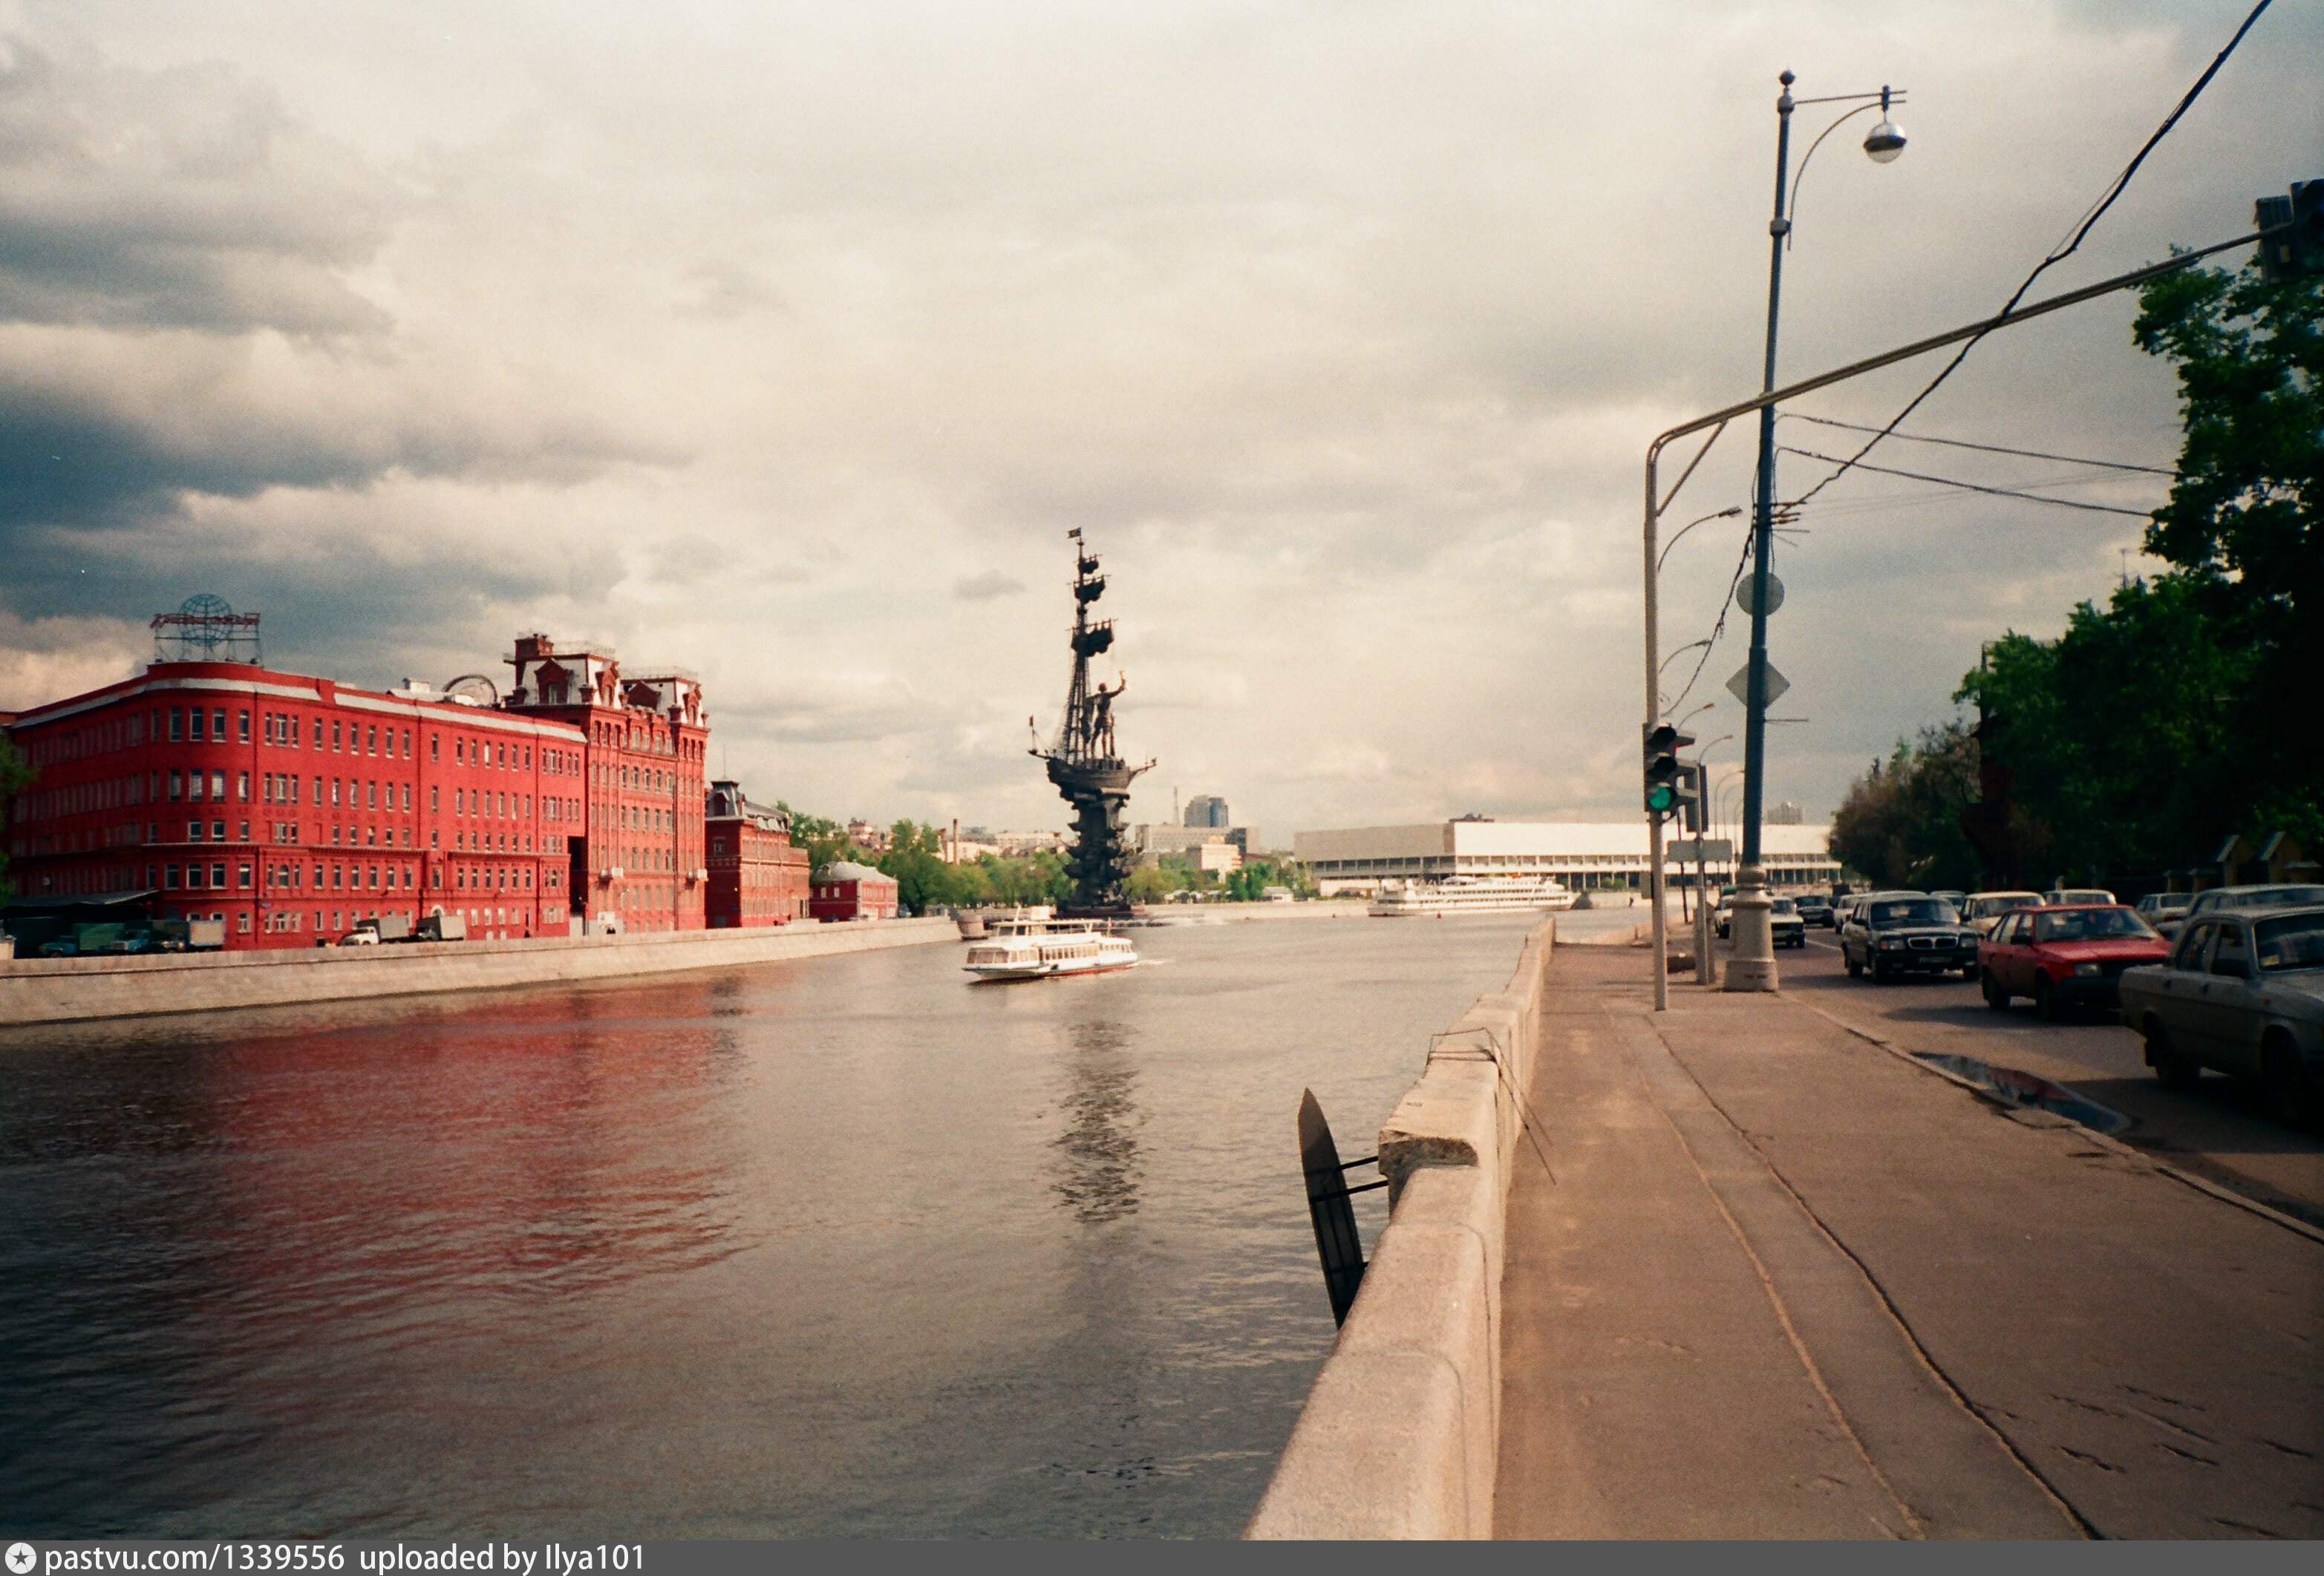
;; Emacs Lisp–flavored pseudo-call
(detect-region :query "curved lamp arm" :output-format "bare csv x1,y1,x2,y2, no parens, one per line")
1785,101,1881,248
1656,506,1744,575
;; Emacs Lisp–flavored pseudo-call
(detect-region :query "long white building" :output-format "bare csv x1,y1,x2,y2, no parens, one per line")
1292,818,1838,895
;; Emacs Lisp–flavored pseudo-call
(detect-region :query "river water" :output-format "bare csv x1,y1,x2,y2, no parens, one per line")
0,912,1550,1537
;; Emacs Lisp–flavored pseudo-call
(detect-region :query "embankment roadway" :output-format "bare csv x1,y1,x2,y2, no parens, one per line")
1496,943,2323,1539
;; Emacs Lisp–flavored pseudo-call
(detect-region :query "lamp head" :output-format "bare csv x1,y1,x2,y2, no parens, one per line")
1863,119,1906,163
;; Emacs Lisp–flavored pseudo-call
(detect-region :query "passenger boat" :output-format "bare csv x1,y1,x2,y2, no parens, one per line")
962,918,1140,982
1368,876,1578,918
954,904,1053,940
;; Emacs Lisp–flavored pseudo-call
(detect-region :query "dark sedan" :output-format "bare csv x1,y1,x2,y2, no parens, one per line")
1979,905,2170,1018
1792,893,1833,927
1841,895,1979,981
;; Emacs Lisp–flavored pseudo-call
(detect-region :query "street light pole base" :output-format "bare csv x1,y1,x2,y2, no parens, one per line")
1722,863,1780,993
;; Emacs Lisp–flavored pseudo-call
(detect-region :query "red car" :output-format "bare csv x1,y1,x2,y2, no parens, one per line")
1979,904,2170,1018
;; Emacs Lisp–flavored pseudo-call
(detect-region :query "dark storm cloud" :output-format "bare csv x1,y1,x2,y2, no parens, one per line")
0,36,396,335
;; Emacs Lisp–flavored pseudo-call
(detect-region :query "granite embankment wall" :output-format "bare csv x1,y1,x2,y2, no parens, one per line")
1247,916,1555,1539
0,918,956,1027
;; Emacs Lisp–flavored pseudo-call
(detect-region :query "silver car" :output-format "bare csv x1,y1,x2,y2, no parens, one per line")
2154,883,2324,941
2119,904,2324,1128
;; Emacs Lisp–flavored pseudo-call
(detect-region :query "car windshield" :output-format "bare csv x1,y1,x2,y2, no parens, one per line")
1772,899,1796,915
2033,909,2155,943
1870,900,1950,926
2254,914,2324,972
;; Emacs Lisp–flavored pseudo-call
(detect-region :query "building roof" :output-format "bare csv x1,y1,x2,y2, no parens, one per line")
819,860,893,883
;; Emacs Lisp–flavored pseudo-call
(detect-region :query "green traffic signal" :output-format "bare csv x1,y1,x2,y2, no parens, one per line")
1647,782,1677,813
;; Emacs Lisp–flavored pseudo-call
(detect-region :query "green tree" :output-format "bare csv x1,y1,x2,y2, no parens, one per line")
1828,721,1983,890
0,736,35,900
2129,257,2322,845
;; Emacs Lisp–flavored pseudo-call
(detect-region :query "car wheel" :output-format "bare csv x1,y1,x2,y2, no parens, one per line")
2261,1035,2320,1130
1982,969,2009,1010
2145,1021,2199,1092
1844,947,1862,979
2034,975,2061,1022
1868,955,1888,984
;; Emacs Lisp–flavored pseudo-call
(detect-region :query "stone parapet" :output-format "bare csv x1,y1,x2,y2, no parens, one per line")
1247,917,1553,1540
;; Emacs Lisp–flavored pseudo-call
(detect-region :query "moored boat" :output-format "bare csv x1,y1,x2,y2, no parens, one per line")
1368,875,1577,918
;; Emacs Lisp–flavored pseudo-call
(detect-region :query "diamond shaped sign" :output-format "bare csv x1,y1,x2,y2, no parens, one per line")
1726,661,1790,708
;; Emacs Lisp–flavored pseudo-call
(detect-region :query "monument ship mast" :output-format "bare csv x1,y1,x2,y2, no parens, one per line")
1031,529,1152,916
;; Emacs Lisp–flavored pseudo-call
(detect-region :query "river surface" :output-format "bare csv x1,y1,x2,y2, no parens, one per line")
0,911,1558,1537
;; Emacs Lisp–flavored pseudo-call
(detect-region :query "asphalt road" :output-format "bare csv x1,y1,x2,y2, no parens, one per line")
1757,928,2324,1228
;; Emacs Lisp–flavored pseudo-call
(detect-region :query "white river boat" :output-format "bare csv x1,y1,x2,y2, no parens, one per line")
1368,875,1578,918
962,918,1140,982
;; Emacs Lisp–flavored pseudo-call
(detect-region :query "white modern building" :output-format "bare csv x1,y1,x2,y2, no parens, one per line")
1292,819,1838,895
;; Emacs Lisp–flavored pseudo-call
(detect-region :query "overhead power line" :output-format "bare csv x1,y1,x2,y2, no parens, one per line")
1777,446,2157,517
1783,412,2177,477
1778,0,2274,514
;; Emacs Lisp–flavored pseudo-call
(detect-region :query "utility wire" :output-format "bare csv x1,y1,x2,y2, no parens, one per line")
1782,412,2177,477
1778,0,2273,515
1778,446,2157,516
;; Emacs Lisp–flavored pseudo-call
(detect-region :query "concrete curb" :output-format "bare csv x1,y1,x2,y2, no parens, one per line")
1247,917,1556,1540
0,918,957,1027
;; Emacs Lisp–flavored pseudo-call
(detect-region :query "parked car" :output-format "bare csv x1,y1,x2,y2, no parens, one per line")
2121,905,2324,1126
1714,895,1735,940
2154,883,2324,942
1960,891,2043,937
1840,893,1979,981
1792,892,1833,927
2042,887,2117,908
336,927,382,946
1769,896,1806,950
1979,905,2168,1018
1929,890,1968,918
2135,892,2193,928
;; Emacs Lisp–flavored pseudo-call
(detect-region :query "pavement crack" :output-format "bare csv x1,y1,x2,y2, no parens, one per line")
2153,1441,2221,1467
2052,1393,2122,1419
2125,1407,2216,1445
2119,1384,2207,1413
2210,1517,2282,1538
2057,1446,2121,1474
2258,1438,2316,1460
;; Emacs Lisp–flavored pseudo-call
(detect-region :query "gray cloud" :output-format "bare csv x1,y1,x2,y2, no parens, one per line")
0,35,398,334
3,0,2317,840
952,569,1025,601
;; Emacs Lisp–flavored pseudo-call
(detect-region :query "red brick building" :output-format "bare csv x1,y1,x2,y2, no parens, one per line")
4,629,715,949
505,635,707,935
704,779,809,928
809,859,899,923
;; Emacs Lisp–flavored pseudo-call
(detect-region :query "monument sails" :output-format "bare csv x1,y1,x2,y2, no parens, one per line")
1032,529,1152,915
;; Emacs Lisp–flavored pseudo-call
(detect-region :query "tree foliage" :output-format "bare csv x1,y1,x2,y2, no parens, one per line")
1834,259,2320,889
1828,722,1983,890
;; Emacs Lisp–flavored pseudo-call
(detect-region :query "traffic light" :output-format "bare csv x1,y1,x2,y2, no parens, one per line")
1642,723,1692,817
2256,180,2323,282
1679,762,1705,833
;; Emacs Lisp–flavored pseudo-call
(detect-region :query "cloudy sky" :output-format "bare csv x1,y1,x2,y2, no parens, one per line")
1,0,2315,840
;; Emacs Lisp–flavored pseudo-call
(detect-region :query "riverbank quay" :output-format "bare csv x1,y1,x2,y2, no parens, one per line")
1494,947,2323,1539
1247,917,1556,1537
0,918,954,1027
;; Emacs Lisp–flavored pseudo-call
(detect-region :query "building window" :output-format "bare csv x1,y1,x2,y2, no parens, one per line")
165,864,180,889
169,771,183,802
189,708,204,742
238,771,251,802
431,735,440,762
238,864,252,889
367,725,377,756
212,710,226,739
238,710,251,743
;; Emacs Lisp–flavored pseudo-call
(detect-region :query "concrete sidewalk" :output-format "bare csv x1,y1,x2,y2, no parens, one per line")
1495,946,2323,1540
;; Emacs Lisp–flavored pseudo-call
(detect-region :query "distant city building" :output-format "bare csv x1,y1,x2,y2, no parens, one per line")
810,859,898,922
844,818,890,854
1293,820,1838,895
1184,794,1230,828
1183,840,1243,876
705,780,809,927
1135,823,1260,863
1767,801,1805,825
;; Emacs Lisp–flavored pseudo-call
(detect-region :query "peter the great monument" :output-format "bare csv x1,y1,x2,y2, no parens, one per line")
1032,529,1152,917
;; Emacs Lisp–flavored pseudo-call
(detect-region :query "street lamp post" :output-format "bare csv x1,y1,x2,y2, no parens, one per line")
1729,73,1907,994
